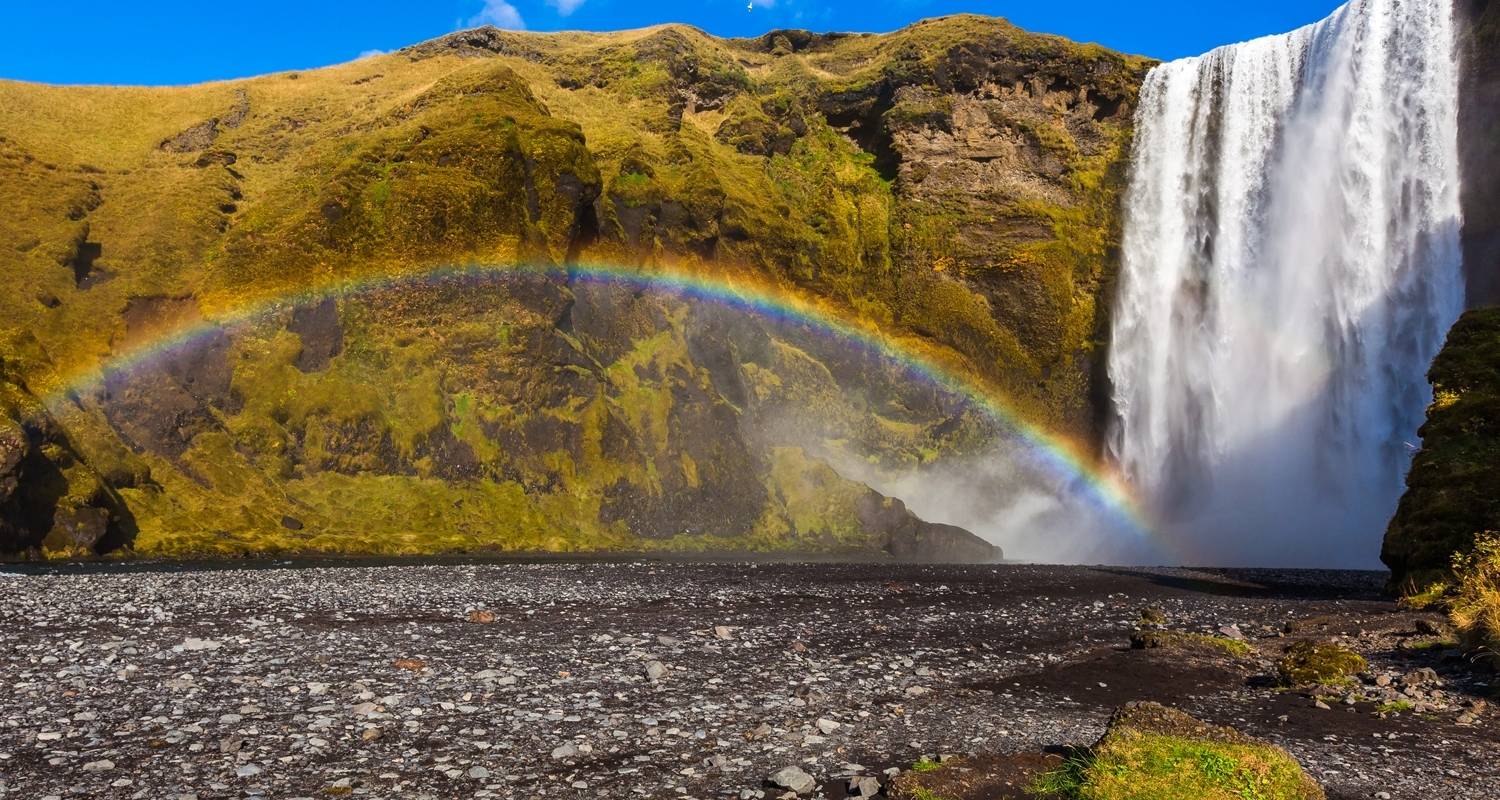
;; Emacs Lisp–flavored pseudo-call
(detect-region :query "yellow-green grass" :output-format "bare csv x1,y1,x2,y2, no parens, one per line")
1031,733,1322,800
1451,532,1500,668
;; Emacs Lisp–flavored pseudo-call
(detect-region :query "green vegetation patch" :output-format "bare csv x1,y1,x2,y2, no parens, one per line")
910,756,943,773
1031,703,1323,800
1032,734,1322,800
1275,641,1367,687
1131,630,1253,659
1383,308,1500,590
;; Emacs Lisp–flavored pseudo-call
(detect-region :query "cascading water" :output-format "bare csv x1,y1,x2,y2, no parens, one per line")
1108,0,1465,566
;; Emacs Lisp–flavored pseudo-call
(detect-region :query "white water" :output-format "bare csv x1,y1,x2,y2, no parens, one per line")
1108,0,1465,567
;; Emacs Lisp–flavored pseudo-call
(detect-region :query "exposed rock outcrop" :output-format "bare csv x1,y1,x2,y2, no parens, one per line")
1460,0,1500,306
0,359,135,556
856,493,1000,562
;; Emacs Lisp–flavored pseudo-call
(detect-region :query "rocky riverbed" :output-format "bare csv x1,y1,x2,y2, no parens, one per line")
0,561,1494,799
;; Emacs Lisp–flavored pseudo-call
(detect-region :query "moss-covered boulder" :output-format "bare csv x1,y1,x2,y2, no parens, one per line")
1129,630,1252,659
1383,308,1500,590
1275,641,1367,688
1031,702,1324,800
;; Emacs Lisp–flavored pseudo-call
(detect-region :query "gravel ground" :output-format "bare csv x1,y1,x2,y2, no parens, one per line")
0,560,1494,799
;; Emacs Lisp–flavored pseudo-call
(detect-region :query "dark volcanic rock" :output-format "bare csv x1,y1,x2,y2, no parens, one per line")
0,360,135,554
40,504,109,553
0,417,24,506
857,491,1000,562
287,297,344,372
158,118,221,153
0,564,1491,799
1459,0,1500,305
100,328,234,459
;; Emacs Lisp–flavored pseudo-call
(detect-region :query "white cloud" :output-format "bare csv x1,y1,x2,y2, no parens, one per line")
357,49,386,60
549,0,586,15
468,0,526,30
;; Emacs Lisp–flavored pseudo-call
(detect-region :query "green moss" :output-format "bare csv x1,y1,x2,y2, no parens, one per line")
1276,641,1367,687
910,757,943,773
1031,734,1322,800
603,329,682,463
1375,700,1415,714
1132,630,1253,659
0,17,1152,559
766,446,871,546
124,461,633,558
610,171,657,206
884,93,954,129
1401,637,1458,652
1384,308,1500,589
1139,606,1169,626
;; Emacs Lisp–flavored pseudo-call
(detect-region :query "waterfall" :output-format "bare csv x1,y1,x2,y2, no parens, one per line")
1108,0,1465,566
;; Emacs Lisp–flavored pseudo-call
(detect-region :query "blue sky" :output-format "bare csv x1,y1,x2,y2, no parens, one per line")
0,1,1344,85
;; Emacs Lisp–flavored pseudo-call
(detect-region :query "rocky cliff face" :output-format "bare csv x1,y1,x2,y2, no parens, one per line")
1459,0,1500,306
0,16,1144,559
0,358,135,555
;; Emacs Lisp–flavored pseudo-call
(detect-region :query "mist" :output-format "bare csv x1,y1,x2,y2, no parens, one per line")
819,444,1167,566
1106,0,1464,568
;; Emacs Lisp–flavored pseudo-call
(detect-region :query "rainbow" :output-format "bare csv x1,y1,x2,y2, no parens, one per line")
41,261,1157,547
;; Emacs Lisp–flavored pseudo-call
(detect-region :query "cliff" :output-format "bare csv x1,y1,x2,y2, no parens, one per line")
1460,0,1500,306
0,16,1148,559
1382,308,1500,588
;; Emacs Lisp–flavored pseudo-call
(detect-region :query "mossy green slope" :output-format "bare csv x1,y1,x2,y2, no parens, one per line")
0,16,1147,557
1383,307,1500,589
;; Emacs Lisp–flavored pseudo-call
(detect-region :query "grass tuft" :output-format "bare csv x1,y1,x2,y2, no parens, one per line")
1451,532,1500,668
910,756,943,773
1030,733,1321,800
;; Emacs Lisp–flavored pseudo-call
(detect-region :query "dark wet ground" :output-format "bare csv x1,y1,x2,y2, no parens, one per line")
0,562,1494,799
